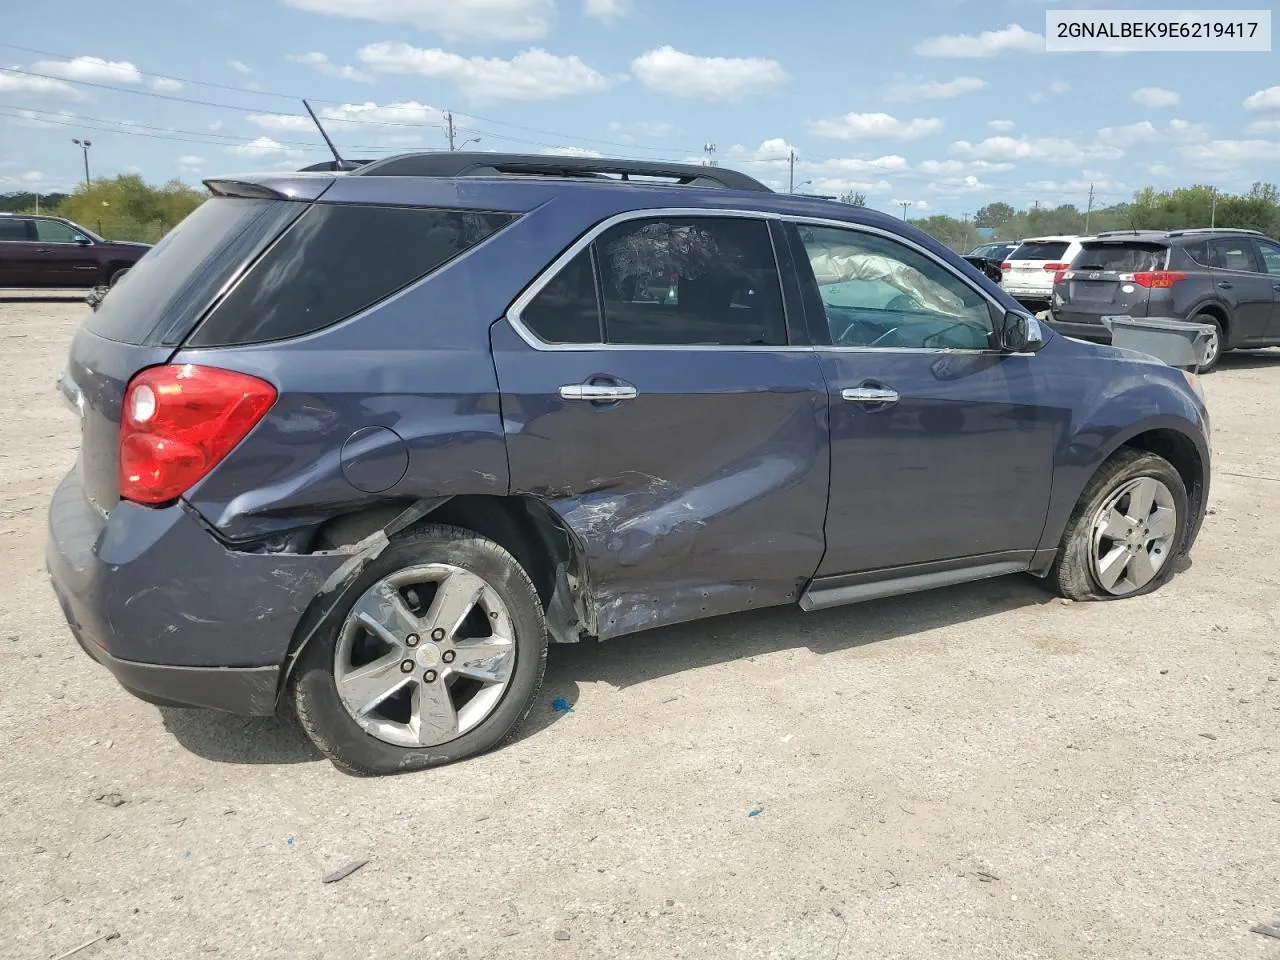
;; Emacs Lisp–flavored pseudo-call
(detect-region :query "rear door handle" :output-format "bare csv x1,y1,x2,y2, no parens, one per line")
842,386,899,404
1217,281,1233,289
559,381,638,402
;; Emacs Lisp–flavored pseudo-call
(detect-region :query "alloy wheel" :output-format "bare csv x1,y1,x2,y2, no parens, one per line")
1089,476,1178,596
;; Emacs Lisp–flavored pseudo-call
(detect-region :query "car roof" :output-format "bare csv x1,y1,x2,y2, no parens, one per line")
1092,227,1265,241
1017,235,1086,244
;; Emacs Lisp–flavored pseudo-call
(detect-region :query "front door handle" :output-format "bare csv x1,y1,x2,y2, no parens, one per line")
559,381,638,402
1217,281,1232,289
842,386,899,404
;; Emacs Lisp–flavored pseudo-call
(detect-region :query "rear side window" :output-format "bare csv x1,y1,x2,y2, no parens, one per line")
1207,238,1261,273
522,248,601,344
1010,241,1069,261
190,205,516,346
0,218,31,241
86,198,304,345
1073,243,1167,272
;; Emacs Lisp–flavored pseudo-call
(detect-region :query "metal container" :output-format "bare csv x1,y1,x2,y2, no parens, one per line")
1102,316,1216,371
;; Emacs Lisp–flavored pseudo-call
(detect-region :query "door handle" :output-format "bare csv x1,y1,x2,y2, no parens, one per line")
1217,281,1232,289
842,386,899,404
559,381,638,402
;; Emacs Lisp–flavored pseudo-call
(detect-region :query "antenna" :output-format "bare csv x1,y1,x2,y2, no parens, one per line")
302,99,354,171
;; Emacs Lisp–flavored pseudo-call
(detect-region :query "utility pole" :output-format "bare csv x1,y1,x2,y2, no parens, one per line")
900,200,912,221
72,138,92,189
1210,186,1217,228
788,149,795,193
1084,183,1095,233
703,143,717,167
444,112,456,151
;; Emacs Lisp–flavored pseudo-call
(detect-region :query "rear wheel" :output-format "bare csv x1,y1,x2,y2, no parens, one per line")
108,267,130,287
1050,449,1189,601
1192,313,1223,371
291,525,547,775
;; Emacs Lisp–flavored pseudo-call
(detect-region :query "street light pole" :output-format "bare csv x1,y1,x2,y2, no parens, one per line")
72,138,92,189
900,200,912,220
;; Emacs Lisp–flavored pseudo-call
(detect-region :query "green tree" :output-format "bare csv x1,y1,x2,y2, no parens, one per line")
839,190,867,206
975,202,1015,229
53,174,208,242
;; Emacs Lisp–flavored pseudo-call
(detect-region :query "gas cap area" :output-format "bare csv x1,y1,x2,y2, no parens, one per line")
340,426,409,493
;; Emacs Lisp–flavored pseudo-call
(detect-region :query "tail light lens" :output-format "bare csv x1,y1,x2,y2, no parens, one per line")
1000,261,1012,271
1042,262,1070,272
1054,269,1071,284
119,364,277,505
1120,271,1187,289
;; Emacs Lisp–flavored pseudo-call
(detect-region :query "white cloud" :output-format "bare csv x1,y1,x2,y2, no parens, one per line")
246,112,314,131
809,177,893,196
284,0,554,42
249,100,453,139
918,158,1014,174
229,137,304,159
1243,86,1280,112
631,46,788,102
176,155,205,170
1180,139,1280,170
608,120,675,139
1246,119,1280,135
883,75,985,102
987,119,1015,132
33,56,142,84
1025,178,1125,195
584,0,627,23
208,120,225,131
927,175,988,194
1097,121,1160,147
1131,86,1179,108
541,146,603,157
726,137,797,163
1049,81,1070,95
914,24,1044,58
809,112,943,141
20,170,45,183
287,52,374,83
358,43,612,102
822,155,909,174
1147,162,1174,177
150,77,183,92
1166,118,1207,141
321,100,449,126
950,135,1123,164
228,60,253,75
0,68,84,99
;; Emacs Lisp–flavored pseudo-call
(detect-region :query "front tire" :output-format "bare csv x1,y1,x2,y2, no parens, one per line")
291,524,548,775
1050,449,1189,601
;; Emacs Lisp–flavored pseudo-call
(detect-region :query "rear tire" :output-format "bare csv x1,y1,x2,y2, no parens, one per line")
108,267,130,287
291,524,548,775
1192,313,1223,371
1049,449,1189,601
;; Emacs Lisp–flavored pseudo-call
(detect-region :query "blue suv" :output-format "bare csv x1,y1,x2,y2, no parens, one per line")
47,154,1211,775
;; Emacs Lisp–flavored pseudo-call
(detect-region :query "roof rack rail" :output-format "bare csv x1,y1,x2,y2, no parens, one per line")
347,151,772,192
1164,226,1264,236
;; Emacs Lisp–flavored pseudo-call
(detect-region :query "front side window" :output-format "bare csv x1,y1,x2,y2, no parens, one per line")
34,220,82,243
594,217,787,346
795,225,996,350
1208,238,1262,273
1256,239,1280,276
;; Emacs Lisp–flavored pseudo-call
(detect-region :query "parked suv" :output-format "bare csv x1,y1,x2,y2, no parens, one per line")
0,213,149,288
46,154,1210,775
1049,228,1280,370
1001,236,1087,308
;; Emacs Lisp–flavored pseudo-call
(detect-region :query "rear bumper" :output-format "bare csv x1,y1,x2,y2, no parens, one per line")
46,467,348,714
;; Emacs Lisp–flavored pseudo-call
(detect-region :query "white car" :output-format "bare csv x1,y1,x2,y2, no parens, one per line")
1001,236,1090,306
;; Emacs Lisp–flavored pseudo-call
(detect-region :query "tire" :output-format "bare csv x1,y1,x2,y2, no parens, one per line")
1191,313,1223,371
1049,448,1189,602
291,524,548,775
108,267,130,287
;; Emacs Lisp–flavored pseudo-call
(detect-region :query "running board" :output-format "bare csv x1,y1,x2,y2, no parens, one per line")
800,555,1033,611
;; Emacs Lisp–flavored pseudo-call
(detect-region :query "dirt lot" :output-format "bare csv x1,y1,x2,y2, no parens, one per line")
1,293,1277,960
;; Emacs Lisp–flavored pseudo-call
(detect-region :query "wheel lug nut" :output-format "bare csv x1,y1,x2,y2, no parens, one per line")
406,633,419,647
431,628,445,641
442,650,456,664
424,669,437,683
400,660,414,673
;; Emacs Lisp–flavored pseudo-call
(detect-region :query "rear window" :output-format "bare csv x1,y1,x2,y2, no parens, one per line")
1010,241,1069,261
86,198,304,345
0,218,31,241
1073,242,1167,272
188,205,516,346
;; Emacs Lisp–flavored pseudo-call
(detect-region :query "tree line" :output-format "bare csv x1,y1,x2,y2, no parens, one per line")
0,175,208,242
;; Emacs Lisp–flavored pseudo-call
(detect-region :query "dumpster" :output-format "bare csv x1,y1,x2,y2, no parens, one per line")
1101,316,1216,372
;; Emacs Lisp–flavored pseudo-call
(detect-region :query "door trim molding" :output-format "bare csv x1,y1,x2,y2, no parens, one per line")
799,550,1035,610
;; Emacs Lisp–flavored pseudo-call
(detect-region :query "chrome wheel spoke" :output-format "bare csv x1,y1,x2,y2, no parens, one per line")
1099,508,1133,542
411,679,458,746
1147,506,1177,540
425,571,486,640
1127,477,1158,522
450,636,515,683
1096,544,1130,591
1126,546,1157,588
339,651,412,715
350,584,421,646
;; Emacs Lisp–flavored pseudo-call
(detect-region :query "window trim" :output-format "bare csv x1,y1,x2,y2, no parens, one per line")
784,216,1011,355
1205,236,1265,275
506,207,806,352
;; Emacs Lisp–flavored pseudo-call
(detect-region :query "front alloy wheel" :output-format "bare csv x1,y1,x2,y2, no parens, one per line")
1088,476,1178,596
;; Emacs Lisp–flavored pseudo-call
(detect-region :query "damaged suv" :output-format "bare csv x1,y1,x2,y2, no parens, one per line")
48,154,1211,775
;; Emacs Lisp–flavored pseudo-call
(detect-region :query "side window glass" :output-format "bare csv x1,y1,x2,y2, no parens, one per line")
1183,241,1209,266
1256,240,1280,277
35,220,80,243
795,225,996,350
593,217,787,346
1208,239,1262,273
521,248,601,344
0,219,32,241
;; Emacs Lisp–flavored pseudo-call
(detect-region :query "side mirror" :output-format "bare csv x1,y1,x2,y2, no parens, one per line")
1000,310,1046,353
74,236,91,245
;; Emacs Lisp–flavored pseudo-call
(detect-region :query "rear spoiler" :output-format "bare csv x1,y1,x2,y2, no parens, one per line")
203,174,336,202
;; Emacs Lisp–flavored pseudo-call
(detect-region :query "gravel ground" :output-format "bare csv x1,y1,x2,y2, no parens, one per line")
1,293,1278,960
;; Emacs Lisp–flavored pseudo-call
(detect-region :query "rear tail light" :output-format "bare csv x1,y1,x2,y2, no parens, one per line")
119,364,276,505
1043,262,1069,272
1120,271,1187,289
1054,269,1072,284
1000,261,1011,271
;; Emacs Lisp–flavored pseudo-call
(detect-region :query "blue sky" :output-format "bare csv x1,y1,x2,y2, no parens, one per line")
3,0,1278,218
